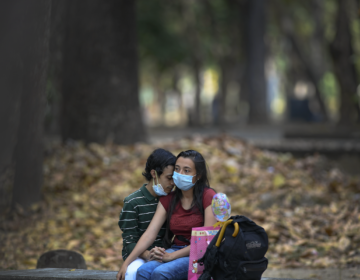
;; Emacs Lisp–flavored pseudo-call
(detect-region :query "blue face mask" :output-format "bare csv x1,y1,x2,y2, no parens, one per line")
152,171,168,196
173,171,197,191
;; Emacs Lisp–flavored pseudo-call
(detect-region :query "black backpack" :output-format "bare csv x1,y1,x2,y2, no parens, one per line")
198,215,268,280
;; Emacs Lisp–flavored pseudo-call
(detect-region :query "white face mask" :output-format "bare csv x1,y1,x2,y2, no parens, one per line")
152,171,168,196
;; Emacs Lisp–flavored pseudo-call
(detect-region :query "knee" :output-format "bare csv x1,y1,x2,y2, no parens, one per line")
136,266,150,280
150,266,169,280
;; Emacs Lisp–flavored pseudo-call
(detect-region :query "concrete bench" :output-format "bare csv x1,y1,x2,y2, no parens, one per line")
0,268,302,280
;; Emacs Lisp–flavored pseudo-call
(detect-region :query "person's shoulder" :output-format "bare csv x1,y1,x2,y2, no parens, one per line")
123,187,144,204
159,191,176,209
160,191,175,203
202,187,216,208
204,187,216,197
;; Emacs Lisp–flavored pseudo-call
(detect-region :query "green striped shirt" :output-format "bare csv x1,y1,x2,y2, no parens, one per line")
118,184,166,261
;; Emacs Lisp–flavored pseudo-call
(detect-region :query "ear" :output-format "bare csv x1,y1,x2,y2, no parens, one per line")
196,174,201,181
150,169,156,179
193,174,201,184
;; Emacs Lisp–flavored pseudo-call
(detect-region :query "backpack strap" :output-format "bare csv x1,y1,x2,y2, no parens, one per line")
175,235,190,244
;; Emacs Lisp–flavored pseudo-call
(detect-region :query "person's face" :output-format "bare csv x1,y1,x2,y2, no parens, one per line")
174,157,197,184
157,165,175,194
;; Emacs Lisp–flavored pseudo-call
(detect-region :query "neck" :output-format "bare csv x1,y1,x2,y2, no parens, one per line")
146,180,158,198
181,187,194,200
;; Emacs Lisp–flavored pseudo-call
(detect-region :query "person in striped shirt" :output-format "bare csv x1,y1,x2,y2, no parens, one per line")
118,148,176,280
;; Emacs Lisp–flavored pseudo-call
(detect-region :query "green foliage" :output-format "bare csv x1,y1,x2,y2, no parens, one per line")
136,0,242,74
137,0,188,72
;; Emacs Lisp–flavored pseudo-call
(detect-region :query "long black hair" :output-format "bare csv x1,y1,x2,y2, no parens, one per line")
142,148,176,181
163,150,211,248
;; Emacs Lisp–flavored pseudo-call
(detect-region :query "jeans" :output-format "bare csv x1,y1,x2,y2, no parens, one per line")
136,245,189,280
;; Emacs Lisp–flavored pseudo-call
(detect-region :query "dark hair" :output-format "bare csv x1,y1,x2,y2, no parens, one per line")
142,148,176,181
163,150,211,248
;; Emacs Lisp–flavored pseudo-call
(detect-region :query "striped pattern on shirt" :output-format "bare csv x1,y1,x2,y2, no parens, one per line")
118,184,166,261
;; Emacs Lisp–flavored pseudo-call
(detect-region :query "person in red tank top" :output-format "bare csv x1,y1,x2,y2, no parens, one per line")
116,150,217,280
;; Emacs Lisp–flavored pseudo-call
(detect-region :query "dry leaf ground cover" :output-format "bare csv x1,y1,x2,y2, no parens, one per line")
1,135,360,271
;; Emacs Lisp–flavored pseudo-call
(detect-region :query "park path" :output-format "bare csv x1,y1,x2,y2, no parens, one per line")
147,124,283,143
263,268,360,280
147,124,360,176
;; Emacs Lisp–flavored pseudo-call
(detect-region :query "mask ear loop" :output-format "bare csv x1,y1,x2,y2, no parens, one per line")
153,170,157,186
155,170,160,186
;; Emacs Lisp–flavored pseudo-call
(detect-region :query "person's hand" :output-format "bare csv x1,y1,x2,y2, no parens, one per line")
143,250,151,262
116,263,128,280
149,246,166,262
160,251,173,263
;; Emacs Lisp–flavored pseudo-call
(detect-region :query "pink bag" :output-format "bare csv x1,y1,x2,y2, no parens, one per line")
188,226,220,280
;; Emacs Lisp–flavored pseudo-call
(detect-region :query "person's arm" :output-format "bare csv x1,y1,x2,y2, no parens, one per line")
159,204,217,263
117,202,167,280
119,200,150,261
203,204,217,226
139,250,150,261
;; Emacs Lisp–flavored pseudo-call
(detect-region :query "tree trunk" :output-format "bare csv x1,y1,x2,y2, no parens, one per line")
0,2,23,210
244,0,268,124
218,60,230,125
0,0,51,210
45,0,66,135
182,0,202,127
171,70,184,116
62,0,146,144
330,0,360,124
310,0,326,80
154,74,166,126
193,60,202,126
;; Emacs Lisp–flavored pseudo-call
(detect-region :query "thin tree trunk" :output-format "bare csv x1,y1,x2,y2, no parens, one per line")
245,0,268,124
182,0,202,126
193,60,202,126
155,74,166,126
330,0,359,124
218,60,229,125
310,0,326,80
171,70,184,115
62,0,146,144
45,0,66,135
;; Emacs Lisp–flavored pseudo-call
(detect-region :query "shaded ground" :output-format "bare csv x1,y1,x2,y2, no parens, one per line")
263,268,360,280
1,133,360,272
